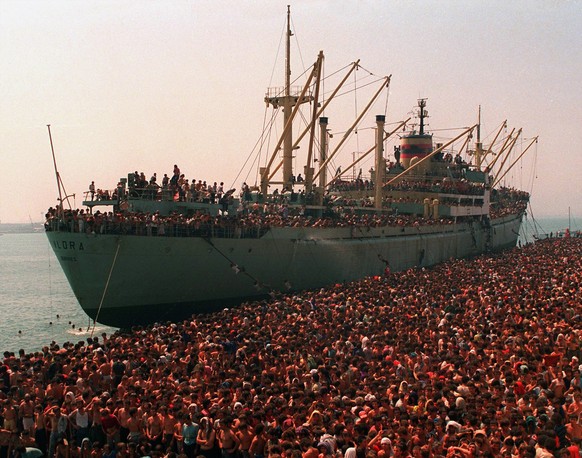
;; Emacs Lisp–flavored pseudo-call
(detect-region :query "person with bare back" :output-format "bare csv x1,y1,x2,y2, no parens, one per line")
217,417,239,458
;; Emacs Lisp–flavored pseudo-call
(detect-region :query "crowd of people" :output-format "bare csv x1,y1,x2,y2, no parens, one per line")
86,162,523,213
44,205,461,238
87,167,228,206
1,236,581,458
329,179,485,198
47,179,528,238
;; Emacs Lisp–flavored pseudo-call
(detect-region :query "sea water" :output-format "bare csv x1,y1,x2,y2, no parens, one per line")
0,232,118,353
0,216,578,354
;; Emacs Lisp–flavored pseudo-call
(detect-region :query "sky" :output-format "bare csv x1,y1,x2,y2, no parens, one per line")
1,0,581,223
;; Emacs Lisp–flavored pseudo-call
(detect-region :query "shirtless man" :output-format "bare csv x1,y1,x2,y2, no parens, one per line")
126,407,143,444
97,358,112,391
160,406,177,451
54,437,69,458
146,410,164,448
217,417,240,458
2,400,19,433
33,380,46,401
47,406,69,458
236,422,254,458
568,392,582,416
115,400,131,442
34,404,47,455
567,413,582,444
0,428,19,458
45,379,65,403
173,413,184,454
19,395,36,434
249,423,267,458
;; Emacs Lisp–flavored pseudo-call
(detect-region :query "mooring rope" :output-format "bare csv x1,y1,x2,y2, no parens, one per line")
202,237,276,294
47,238,55,331
91,238,121,337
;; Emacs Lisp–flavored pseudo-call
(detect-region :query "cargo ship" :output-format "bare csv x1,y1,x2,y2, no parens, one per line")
45,8,533,328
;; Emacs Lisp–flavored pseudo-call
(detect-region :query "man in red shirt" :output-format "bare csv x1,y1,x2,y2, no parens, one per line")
100,408,121,447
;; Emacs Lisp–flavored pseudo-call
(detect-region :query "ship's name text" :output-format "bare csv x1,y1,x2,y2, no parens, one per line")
52,240,85,251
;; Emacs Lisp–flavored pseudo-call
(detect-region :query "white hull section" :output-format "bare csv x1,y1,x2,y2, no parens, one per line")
47,214,522,327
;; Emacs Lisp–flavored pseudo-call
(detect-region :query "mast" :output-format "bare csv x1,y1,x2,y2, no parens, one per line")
264,6,313,192
475,105,483,170
269,58,358,186
263,61,317,193
418,98,427,135
283,5,293,187
374,115,385,210
304,51,324,193
47,124,64,217
318,117,329,194
285,5,291,99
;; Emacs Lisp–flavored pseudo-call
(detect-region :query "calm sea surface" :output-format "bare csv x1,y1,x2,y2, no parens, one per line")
0,216,578,354
0,232,117,354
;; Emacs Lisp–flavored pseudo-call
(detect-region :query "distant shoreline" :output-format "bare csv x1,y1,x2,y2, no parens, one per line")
0,223,45,234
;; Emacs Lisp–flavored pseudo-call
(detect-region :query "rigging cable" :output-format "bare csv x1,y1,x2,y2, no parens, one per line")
321,58,326,115
230,107,279,191
267,15,288,89
290,15,308,79
353,64,360,176
525,201,545,239
527,138,538,198
47,237,54,330
334,77,384,99
91,238,121,337
383,76,390,118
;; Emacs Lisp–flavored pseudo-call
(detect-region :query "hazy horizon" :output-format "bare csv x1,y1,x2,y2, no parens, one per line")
1,0,581,223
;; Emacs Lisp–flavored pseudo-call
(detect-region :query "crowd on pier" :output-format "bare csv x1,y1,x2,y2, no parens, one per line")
1,236,582,458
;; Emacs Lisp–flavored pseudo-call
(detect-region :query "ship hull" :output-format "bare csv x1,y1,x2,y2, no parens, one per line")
46,213,523,327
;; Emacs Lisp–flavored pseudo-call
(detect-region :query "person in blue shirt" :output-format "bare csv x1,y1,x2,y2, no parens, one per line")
181,415,199,458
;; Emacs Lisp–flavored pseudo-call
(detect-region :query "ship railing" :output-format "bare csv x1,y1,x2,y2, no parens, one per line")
127,186,166,201
265,86,309,100
83,189,124,205
83,186,180,204
83,187,228,207
438,193,485,205
44,218,270,239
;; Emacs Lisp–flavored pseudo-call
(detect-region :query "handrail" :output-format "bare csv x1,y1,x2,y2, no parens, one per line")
45,189,529,238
